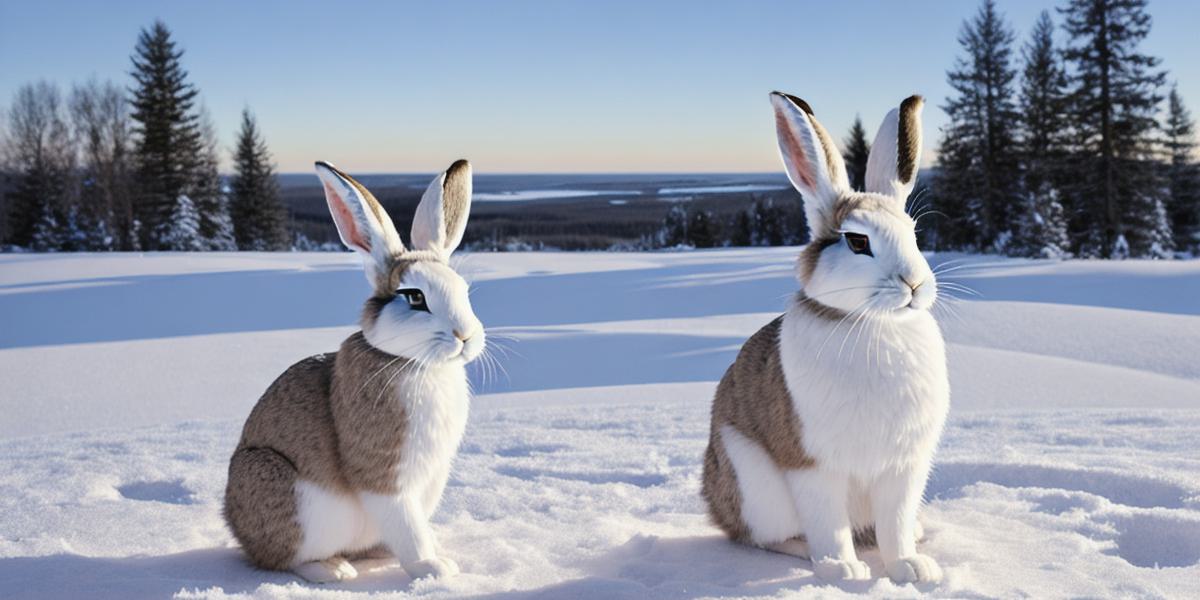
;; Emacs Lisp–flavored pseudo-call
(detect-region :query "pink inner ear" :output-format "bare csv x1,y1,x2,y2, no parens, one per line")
324,182,371,252
776,112,817,189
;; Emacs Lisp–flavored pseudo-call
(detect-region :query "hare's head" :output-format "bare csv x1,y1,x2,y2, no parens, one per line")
771,92,936,316
315,160,484,364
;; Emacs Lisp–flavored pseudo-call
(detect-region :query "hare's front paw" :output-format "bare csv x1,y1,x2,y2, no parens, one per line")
812,556,871,581
886,554,943,583
404,556,460,580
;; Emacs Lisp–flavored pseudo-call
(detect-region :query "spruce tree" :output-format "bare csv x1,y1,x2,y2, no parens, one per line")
1164,85,1200,253
160,194,203,250
932,0,1022,252
129,20,202,250
1013,10,1071,258
843,116,871,192
230,109,288,251
1059,0,1168,257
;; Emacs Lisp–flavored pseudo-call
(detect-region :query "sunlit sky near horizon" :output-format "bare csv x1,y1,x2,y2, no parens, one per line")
2,1,1197,174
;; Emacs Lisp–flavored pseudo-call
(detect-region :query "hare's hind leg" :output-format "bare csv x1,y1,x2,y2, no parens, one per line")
224,447,303,571
715,425,803,546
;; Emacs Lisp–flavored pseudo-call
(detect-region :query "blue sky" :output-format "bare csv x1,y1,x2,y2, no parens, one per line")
1,0,1196,173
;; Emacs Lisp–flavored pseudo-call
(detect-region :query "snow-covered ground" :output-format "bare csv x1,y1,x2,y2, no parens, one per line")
1,249,1198,599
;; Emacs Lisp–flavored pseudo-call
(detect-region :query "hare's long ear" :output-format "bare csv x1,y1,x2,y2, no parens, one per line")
865,95,924,203
770,92,850,236
411,159,472,258
315,161,405,283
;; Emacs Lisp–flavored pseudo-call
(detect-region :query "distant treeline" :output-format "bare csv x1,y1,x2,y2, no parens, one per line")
0,21,286,252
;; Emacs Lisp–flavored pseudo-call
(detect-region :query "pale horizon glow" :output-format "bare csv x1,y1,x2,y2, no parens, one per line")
1,1,1197,174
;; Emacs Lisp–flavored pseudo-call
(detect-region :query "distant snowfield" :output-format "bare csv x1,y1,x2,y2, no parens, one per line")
0,249,1198,599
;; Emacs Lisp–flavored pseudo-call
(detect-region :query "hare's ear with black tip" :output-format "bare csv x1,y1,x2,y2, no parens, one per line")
411,159,472,258
315,161,405,284
865,95,924,203
770,92,850,237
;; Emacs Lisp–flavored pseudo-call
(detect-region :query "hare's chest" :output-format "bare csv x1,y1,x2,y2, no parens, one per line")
780,310,950,478
391,364,470,494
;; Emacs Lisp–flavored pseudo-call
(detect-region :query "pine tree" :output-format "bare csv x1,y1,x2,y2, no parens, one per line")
1164,85,1200,253
1059,0,1168,257
129,20,202,250
659,204,689,247
1013,10,1071,258
843,116,871,192
230,109,288,250
194,107,236,250
931,0,1022,252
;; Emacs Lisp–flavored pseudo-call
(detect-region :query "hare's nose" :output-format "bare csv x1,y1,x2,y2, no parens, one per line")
453,329,469,342
899,275,924,293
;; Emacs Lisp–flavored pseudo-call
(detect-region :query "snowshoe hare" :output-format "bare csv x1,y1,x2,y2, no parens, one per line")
224,160,483,583
702,93,949,584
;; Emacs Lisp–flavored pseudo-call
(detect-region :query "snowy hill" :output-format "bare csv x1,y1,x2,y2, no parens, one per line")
0,249,1198,599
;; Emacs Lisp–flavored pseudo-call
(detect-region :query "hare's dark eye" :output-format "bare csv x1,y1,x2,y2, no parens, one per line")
843,232,873,257
396,288,430,312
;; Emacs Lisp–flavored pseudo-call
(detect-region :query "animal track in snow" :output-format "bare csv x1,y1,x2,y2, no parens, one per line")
926,462,1188,509
117,479,195,505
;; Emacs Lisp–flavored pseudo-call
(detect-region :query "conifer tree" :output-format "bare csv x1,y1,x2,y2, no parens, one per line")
1164,85,1199,253
931,0,1022,252
1013,10,1071,258
1059,0,1168,257
842,116,871,192
160,194,203,250
129,20,202,250
230,109,288,250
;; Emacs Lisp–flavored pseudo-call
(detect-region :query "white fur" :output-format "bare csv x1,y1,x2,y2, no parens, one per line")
363,260,485,364
720,425,801,543
293,556,358,583
293,480,379,566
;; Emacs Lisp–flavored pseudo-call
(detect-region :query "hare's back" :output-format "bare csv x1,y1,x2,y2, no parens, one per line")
236,353,347,491
711,316,813,470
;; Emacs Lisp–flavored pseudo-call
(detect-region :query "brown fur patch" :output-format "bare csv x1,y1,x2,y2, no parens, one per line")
897,95,924,184
441,160,471,244
702,317,815,543
224,332,422,568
